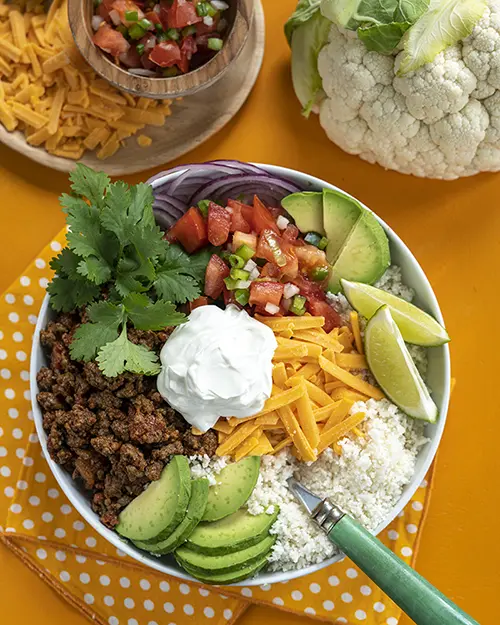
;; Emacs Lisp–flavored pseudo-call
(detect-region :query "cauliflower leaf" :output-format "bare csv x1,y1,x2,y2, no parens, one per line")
358,21,411,53
398,0,487,73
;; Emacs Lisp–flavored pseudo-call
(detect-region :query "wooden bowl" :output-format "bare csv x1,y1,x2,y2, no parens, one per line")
68,0,254,99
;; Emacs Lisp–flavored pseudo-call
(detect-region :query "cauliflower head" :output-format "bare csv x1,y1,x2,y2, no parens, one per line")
292,0,500,179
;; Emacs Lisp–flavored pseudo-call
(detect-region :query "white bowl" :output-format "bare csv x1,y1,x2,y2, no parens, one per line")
30,163,450,586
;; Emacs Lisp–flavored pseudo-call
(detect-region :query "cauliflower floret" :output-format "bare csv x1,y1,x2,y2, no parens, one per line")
314,0,500,179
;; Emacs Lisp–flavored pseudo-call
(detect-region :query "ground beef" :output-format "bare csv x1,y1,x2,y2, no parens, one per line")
37,313,217,529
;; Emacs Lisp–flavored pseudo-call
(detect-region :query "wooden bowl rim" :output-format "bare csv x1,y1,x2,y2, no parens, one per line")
68,0,254,98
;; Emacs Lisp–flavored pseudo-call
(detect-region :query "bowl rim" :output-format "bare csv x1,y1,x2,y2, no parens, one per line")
68,0,254,98
30,162,450,586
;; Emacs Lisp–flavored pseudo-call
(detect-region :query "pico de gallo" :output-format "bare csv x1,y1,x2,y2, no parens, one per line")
165,196,342,332
92,0,229,77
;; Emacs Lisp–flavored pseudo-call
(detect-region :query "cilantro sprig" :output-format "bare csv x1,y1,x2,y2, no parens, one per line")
48,164,210,377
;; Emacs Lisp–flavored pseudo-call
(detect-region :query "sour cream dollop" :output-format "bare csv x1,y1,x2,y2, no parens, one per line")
157,305,277,432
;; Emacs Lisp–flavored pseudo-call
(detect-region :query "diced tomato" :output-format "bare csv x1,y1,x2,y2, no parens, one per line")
139,32,157,68
292,275,326,302
294,243,328,269
280,244,299,279
164,0,202,29
227,201,251,234
250,282,284,308
93,23,130,56
145,10,162,25
196,12,219,35
189,296,209,311
149,41,181,67
111,0,144,25
233,231,257,253
207,202,231,246
98,0,115,21
223,286,238,307
261,263,280,279
204,255,229,299
178,35,197,73
268,206,285,220
253,196,280,234
166,207,207,253
307,300,342,333
282,224,299,241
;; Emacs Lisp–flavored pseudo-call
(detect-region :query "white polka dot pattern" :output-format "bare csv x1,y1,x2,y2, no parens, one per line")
0,231,435,625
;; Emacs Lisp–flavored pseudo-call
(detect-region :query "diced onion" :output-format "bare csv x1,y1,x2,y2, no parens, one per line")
153,3,161,13
109,9,121,25
282,297,291,311
128,68,157,76
92,15,104,31
225,206,233,214
276,215,290,230
249,268,260,281
244,259,257,272
265,303,280,315
211,0,229,9
236,280,251,290
203,15,214,26
284,283,300,299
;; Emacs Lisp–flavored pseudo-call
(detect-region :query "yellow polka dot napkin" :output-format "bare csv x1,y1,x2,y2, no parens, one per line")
0,229,436,625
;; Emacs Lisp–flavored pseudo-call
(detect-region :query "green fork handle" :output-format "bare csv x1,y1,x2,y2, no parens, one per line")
329,516,480,625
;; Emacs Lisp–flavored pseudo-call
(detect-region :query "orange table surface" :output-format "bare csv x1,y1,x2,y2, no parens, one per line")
0,1,498,624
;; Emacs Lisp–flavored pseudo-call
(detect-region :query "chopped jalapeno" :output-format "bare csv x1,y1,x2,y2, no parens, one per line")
224,277,239,291
235,244,255,261
124,10,138,21
196,1,209,16
136,43,145,56
197,199,210,217
182,25,197,36
207,37,223,51
310,266,329,282
304,232,323,248
290,295,307,316
206,4,217,16
229,254,245,269
318,236,329,250
155,22,164,32
157,31,168,42
117,24,128,36
139,18,153,30
234,289,250,306
128,23,146,39
93,0,102,7
230,268,250,281
166,27,180,40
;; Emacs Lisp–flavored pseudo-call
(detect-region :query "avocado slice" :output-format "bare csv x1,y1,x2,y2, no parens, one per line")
116,456,191,542
178,552,271,585
176,535,275,575
133,478,209,555
281,192,324,235
323,188,363,262
328,209,390,293
202,456,260,522
187,508,279,555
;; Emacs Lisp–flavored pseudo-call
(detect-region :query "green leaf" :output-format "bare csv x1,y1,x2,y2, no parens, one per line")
358,21,410,52
394,0,429,23
87,300,125,325
398,0,486,74
154,271,200,304
123,293,187,330
69,163,110,209
77,256,112,285
96,327,160,377
162,244,213,281
49,248,81,280
290,10,331,118
70,302,124,361
47,275,100,312
285,0,322,44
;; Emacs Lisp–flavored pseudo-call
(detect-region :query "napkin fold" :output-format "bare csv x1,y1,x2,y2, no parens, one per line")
0,230,435,625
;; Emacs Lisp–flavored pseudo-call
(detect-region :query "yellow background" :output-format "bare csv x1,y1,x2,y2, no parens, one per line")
0,1,497,623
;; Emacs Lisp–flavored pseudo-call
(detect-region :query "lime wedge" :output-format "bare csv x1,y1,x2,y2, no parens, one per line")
341,279,449,347
365,306,438,422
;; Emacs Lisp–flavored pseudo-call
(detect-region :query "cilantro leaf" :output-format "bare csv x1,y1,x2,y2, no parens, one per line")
123,293,186,330
97,327,160,377
69,164,110,209
47,275,100,312
77,256,112,285
153,244,212,304
70,302,124,361
50,248,81,280
115,255,155,297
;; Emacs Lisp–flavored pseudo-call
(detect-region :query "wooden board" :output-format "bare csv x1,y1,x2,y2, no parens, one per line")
0,0,265,176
